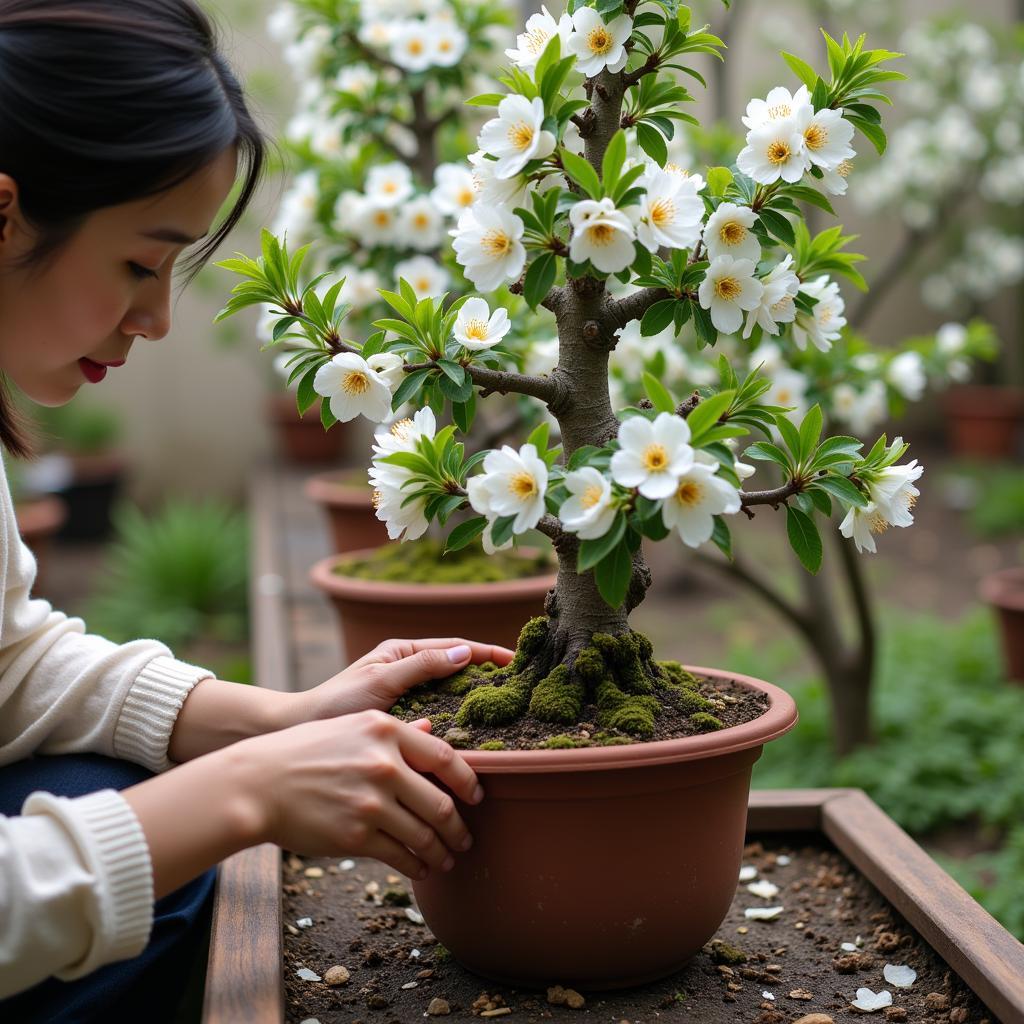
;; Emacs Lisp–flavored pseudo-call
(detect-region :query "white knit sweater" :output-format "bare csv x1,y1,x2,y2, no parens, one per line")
0,455,213,998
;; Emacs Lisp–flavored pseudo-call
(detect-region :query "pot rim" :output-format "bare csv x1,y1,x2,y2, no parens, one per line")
457,667,798,774
309,549,558,603
304,470,374,509
979,565,1024,612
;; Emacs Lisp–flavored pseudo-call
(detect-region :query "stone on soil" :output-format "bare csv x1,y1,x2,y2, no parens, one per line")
426,997,451,1015
323,965,350,986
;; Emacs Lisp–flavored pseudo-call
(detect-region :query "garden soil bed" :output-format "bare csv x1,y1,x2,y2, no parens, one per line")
281,837,992,1024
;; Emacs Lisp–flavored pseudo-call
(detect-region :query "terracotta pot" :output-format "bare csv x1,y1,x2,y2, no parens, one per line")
979,566,1024,683
943,385,1024,460
410,667,797,990
267,394,347,464
309,549,557,660
15,496,67,589
304,471,390,555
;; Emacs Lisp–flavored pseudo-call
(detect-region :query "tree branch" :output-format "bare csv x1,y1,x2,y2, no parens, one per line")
402,359,570,409
739,478,805,512
607,286,672,331
535,513,566,542
835,525,876,676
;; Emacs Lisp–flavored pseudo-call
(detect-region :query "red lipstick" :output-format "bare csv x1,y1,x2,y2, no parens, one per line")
78,358,108,383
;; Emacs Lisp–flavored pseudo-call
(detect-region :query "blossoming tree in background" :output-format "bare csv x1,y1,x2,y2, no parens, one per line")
221,3,912,753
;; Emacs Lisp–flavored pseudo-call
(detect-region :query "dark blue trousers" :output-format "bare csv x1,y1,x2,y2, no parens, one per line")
0,754,216,1024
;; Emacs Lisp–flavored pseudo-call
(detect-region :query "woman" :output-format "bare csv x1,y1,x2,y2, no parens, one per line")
0,2,510,1018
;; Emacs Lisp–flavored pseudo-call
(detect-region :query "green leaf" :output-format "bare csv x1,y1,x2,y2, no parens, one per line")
710,516,732,560
798,404,823,464
436,358,466,385
592,539,633,609
438,372,474,403
466,93,505,107
560,147,603,199
392,368,431,409
846,114,887,155
489,514,517,550
744,441,791,470
813,435,863,462
642,372,675,414
452,390,476,433
757,208,796,246
296,367,320,417
640,298,677,336
635,121,668,166
785,184,835,216
813,475,868,508
786,505,822,574
577,514,627,572
602,130,627,193
523,252,557,310
444,516,487,553
691,301,717,349
526,421,550,454
706,166,734,197
776,413,802,459
808,487,833,517
781,51,818,89
686,390,734,444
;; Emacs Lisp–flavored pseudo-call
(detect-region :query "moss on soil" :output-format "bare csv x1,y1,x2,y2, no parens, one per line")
333,538,553,585
390,616,751,750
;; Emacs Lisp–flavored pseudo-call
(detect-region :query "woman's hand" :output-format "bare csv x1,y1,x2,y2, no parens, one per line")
302,637,515,721
127,709,485,896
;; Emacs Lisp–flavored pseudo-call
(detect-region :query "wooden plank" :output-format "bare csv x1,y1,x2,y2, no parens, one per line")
823,789,1024,1024
747,788,844,831
202,843,283,1024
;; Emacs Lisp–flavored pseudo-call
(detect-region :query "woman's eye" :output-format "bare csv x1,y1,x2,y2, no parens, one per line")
127,261,159,280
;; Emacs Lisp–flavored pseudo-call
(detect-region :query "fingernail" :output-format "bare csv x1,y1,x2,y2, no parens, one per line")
472,784,485,804
442,855,455,871
447,645,471,663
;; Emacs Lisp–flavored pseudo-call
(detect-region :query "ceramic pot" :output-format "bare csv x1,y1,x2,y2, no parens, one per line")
268,394,347,464
943,386,1024,460
411,668,798,990
979,566,1024,683
309,549,556,660
304,472,389,555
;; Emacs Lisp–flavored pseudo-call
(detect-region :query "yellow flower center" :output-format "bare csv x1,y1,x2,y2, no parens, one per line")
867,508,889,534
373,210,392,227
508,121,535,151
509,471,538,500
458,187,475,206
525,27,551,54
390,418,414,440
413,212,430,229
767,102,792,119
383,181,398,194
836,159,852,178
642,444,668,472
767,140,791,165
587,26,612,55
439,39,452,52
415,277,432,293
586,222,616,246
581,484,604,509
719,221,746,246
770,296,794,317
372,489,383,509
804,123,829,150
776,389,791,404
675,480,702,506
713,276,742,301
649,198,675,227
407,39,424,56
482,229,512,257
463,318,489,341
819,306,833,325
342,370,370,395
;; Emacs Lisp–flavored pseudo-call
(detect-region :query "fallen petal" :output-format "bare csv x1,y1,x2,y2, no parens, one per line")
339,859,356,870
841,942,858,952
405,907,425,924
739,865,759,882
761,991,775,1001
744,906,784,921
296,968,322,982
850,987,893,1012
883,964,917,988
747,880,780,899
776,854,791,866
296,917,313,929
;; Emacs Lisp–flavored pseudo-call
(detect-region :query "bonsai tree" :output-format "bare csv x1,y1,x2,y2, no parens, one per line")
219,3,919,745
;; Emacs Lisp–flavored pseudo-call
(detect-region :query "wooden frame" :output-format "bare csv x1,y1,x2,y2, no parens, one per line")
204,466,1024,1023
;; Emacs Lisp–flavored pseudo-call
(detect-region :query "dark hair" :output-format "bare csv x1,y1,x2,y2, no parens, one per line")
0,0,267,457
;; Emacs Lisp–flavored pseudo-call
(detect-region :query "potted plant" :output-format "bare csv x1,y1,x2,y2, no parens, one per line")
979,563,1024,684
219,11,913,990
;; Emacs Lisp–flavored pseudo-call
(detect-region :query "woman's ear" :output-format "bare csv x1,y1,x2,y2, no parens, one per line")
0,174,23,245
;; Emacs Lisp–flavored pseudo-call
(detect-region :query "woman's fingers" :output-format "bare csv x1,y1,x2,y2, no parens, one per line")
394,769,473,857
362,831,431,881
375,800,459,871
396,722,484,807
403,637,515,667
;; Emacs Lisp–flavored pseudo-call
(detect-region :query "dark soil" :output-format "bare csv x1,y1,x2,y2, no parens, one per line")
391,674,769,751
281,838,995,1024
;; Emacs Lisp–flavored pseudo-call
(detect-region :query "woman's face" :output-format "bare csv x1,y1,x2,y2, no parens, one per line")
0,148,237,406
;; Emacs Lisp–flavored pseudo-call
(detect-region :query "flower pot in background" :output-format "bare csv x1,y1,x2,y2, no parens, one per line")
304,470,389,554
57,452,127,541
309,548,556,661
979,566,1024,684
943,385,1024,460
411,669,797,990
268,393,347,464
15,495,67,591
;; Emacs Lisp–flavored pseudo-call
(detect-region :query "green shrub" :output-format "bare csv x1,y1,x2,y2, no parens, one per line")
34,401,121,455
86,500,248,652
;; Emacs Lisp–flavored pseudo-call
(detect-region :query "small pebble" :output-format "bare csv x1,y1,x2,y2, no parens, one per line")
737,926,749,934
949,1009,969,1024
762,990,775,1000
323,965,350,986
295,967,321,982
745,906,784,921
410,948,422,958
747,880,780,899
883,1009,908,1022
793,1016,834,1024
739,865,759,882
402,981,419,989
296,917,313,929
340,859,356,870
924,993,950,1011
547,984,585,1008
776,855,791,865
480,1009,512,1018
299,1019,321,1024
789,988,813,1000
406,907,425,925
426,997,451,1016
304,866,324,878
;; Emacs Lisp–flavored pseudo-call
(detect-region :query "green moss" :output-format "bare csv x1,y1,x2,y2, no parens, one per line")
529,664,586,724
709,939,748,965
429,711,453,726
659,660,700,690
508,617,549,673
334,538,552,585
381,887,412,907
593,733,635,746
433,944,452,964
690,712,725,731
538,734,590,749
455,671,534,727
477,739,507,750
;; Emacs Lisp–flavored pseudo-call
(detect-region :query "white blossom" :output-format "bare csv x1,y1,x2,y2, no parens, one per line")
428,19,467,66
453,297,511,351
698,256,764,335
764,367,809,423
451,204,527,291
832,380,888,437
610,413,695,500
469,444,549,534
703,202,761,263
850,988,893,1013
390,19,434,71
792,276,846,352
477,94,556,180
631,164,704,253
737,118,810,185
402,195,446,250
887,351,927,401
466,476,513,553
867,456,924,529
314,352,394,423
560,467,617,540
431,163,478,216
743,255,800,339
468,151,531,210
394,255,450,298
568,7,632,77
365,162,415,208
741,85,810,131
569,197,637,274
795,106,856,170
661,462,741,547
505,6,573,71
369,409,438,541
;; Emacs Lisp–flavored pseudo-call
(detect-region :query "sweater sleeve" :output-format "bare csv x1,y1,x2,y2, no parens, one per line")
0,789,153,997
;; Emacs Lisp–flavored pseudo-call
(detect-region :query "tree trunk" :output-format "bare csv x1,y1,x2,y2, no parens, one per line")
824,657,875,757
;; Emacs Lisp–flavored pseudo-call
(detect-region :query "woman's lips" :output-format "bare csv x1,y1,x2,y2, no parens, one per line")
78,358,108,383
